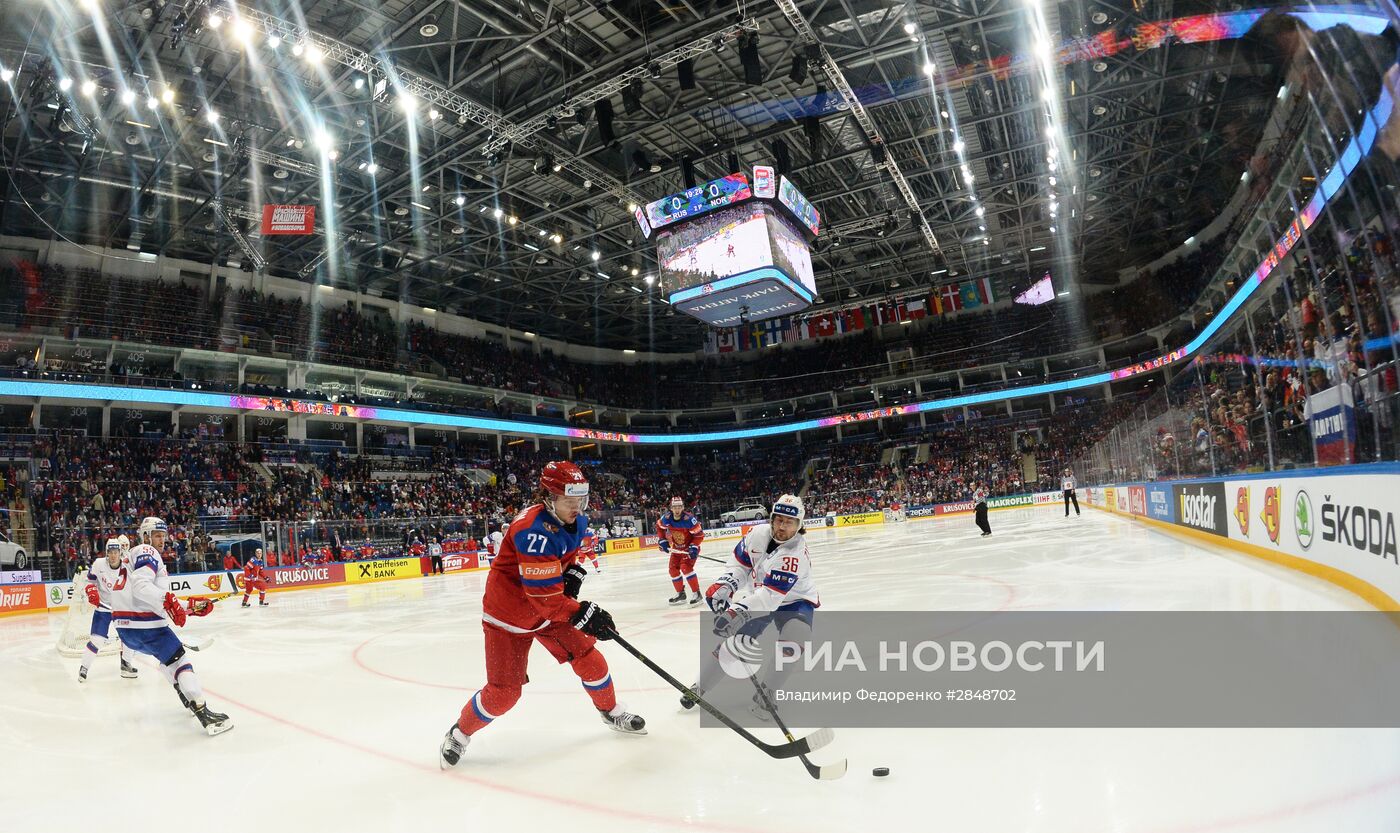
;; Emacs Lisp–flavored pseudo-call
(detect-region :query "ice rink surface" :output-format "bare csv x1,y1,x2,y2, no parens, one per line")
3,505,1397,833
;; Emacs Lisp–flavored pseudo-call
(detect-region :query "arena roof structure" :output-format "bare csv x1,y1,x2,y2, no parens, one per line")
0,1,1297,350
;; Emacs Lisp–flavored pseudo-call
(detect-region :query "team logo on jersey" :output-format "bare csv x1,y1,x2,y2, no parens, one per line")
1233,487,1250,537
1261,486,1282,544
671,531,688,546
204,575,224,592
543,522,558,534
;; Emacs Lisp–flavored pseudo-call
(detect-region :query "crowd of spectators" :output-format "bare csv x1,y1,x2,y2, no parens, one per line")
6,233,1240,416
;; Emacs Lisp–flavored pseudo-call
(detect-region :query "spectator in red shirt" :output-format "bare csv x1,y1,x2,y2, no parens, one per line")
222,551,241,571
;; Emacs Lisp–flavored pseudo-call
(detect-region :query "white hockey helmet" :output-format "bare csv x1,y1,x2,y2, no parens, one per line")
771,494,805,522
116,534,131,552
104,537,124,554
138,516,168,538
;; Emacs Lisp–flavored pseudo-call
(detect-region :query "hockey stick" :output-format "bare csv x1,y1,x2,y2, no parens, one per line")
747,676,847,780
609,633,833,760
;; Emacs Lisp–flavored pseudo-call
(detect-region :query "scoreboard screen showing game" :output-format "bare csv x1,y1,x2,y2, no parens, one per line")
656,203,817,326
777,176,820,236
643,173,752,234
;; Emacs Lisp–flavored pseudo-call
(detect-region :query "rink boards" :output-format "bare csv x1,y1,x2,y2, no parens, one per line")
1085,462,1400,610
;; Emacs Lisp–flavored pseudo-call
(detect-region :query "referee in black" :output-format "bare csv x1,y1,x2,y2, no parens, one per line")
974,484,991,536
1062,468,1080,517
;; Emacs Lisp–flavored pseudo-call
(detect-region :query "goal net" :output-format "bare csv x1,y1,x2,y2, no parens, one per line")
56,573,119,658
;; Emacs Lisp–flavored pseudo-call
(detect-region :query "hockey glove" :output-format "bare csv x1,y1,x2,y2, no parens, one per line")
561,563,587,599
705,575,739,613
163,592,188,627
687,545,700,559
658,539,670,554
85,584,101,607
187,596,215,617
712,606,750,639
570,601,617,640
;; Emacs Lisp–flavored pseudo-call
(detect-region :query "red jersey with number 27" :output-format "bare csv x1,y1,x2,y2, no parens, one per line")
481,504,588,633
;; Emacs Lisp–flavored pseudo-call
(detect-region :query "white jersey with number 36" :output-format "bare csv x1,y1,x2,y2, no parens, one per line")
719,525,819,614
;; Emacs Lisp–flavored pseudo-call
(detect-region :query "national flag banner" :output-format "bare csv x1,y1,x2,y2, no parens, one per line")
929,292,942,316
960,280,983,309
939,284,963,312
737,326,753,351
980,276,996,304
761,317,787,345
704,331,719,354
783,318,803,342
718,329,738,353
811,313,836,339
907,298,927,319
849,307,866,331
261,204,316,235
896,301,911,322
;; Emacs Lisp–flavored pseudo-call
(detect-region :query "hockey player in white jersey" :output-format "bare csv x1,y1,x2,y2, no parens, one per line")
78,535,138,682
682,494,818,714
110,517,232,736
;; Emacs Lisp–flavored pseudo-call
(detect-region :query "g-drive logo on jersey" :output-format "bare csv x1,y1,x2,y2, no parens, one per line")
1173,482,1227,537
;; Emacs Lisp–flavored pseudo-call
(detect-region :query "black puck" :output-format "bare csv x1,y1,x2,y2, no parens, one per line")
872,767,890,777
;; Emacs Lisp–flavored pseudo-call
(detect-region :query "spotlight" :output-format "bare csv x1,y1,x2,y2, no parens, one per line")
552,162,562,173
120,89,135,105
974,205,985,217
161,87,174,104
420,17,439,37
207,12,223,29
627,202,638,212
493,207,503,218
923,61,936,77
591,250,600,261
206,109,220,124
353,77,364,90
145,95,158,110
267,35,281,49
952,139,965,153
903,22,916,34
366,162,379,174
428,107,441,120
305,45,324,64
233,19,254,43
58,78,73,92
80,79,97,97
0,68,13,83
292,42,305,57
455,195,466,206
398,93,417,113
508,215,518,225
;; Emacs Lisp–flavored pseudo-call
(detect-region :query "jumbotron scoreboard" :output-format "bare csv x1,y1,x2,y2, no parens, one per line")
635,166,820,327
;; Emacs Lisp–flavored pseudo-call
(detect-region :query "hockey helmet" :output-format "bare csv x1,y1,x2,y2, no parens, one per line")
771,494,805,522
138,516,168,538
540,461,589,509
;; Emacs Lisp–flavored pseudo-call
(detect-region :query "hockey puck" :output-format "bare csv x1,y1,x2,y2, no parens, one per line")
872,767,890,777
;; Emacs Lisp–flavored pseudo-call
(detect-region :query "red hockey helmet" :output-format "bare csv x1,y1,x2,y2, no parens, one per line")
541,461,589,508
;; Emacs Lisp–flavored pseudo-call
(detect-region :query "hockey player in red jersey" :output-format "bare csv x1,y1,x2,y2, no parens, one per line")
439,461,645,768
656,496,704,606
241,549,269,608
579,525,602,571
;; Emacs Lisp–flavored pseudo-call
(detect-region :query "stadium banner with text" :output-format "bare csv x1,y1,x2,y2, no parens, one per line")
1,570,41,583
1173,481,1229,537
906,504,938,519
268,563,346,589
836,512,886,527
803,516,834,529
702,526,746,540
345,558,423,583
604,537,641,554
1225,471,1400,603
696,610,1400,728
439,552,480,573
1146,484,1175,523
46,580,76,610
1307,383,1357,466
641,535,660,548
261,204,316,235
1128,486,1148,517
0,582,48,615
1103,487,1117,511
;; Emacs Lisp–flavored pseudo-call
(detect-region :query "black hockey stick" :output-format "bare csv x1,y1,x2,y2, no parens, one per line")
609,633,832,760
747,676,846,780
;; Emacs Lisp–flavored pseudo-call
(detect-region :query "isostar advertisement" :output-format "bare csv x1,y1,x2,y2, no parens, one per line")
346,558,423,583
1173,482,1229,537
836,512,885,527
1225,472,1400,603
261,204,316,235
268,563,346,589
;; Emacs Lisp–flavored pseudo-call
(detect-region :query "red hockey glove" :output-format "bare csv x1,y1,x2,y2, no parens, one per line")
85,585,101,607
186,596,215,617
163,592,188,627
